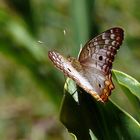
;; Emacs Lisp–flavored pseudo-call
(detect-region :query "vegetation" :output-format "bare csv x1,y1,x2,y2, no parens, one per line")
0,0,140,139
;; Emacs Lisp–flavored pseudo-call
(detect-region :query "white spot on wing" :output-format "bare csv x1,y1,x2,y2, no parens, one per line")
110,34,115,39
105,40,110,44
102,33,106,39
94,42,98,45
110,29,114,33
112,41,116,46
52,55,56,60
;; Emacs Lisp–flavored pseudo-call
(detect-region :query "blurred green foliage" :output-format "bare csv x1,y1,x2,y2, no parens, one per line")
0,0,140,140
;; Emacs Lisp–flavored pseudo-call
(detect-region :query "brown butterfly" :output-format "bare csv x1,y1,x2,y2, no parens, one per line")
48,27,124,102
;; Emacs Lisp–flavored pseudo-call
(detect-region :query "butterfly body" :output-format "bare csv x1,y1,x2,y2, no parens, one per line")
48,27,124,102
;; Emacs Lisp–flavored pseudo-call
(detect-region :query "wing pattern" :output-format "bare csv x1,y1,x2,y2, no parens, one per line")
48,27,124,102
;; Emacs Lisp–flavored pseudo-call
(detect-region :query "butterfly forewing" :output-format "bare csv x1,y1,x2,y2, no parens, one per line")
78,27,123,73
48,27,124,102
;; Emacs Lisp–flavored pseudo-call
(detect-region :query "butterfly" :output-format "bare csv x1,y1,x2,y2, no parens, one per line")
48,27,124,103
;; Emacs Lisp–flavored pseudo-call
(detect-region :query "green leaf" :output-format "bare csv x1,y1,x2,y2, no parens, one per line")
60,77,140,140
113,70,140,100
113,70,140,121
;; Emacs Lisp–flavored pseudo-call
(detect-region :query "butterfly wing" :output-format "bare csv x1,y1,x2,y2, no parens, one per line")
78,27,124,101
48,51,103,102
